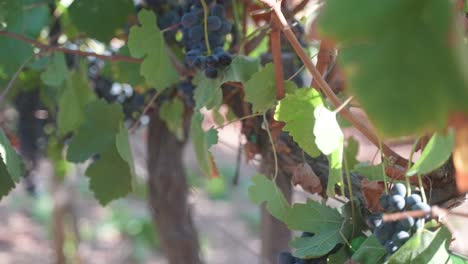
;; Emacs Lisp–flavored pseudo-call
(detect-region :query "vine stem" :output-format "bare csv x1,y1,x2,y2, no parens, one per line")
0,31,142,63
382,206,468,222
406,139,418,197
257,1,408,168
214,113,263,130
263,112,279,182
200,0,212,55
270,13,285,99
379,140,389,194
343,146,356,237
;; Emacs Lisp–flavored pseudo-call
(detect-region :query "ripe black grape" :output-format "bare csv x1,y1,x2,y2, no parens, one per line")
405,193,422,208
207,16,222,31
181,13,198,28
391,183,407,197
392,231,410,246
397,216,415,231
389,194,406,211
205,67,218,78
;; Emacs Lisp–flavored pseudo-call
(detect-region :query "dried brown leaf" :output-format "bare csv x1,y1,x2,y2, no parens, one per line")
292,163,323,194
361,178,384,213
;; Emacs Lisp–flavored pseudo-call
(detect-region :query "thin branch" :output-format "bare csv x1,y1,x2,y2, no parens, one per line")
270,14,285,99
382,206,468,222
0,31,142,64
257,1,408,167
0,55,34,106
129,91,161,133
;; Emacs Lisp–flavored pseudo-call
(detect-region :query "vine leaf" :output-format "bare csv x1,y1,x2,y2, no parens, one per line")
0,129,24,183
57,64,96,136
319,0,468,137
85,142,133,206
193,72,223,111
220,56,260,83
286,200,343,232
388,226,452,264
40,52,68,87
0,156,15,201
353,163,387,182
345,137,360,170
351,235,386,264
190,112,219,178
159,97,185,141
0,0,48,75
327,139,344,196
128,10,179,91
67,100,123,163
274,88,323,157
109,46,146,87
248,174,290,222
290,231,344,259
68,0,133,42
314,105,343,155
407,129,455,176
244,63,277,113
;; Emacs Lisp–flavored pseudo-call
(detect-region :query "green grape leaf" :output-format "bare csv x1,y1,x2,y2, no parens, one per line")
57,65,96,136
327,141,344,196
115,122,134,174
68,0,133,42
345,137,360,170
352,235,386,264
327,246,351,264
248,174,290,222
318,0,468,137
160,97,185,141
0,129,24,182
0,0,48,75
67,100,124,163
274,88,323,157
285,200,343,232
41,52,68,87
244,63,277,113
85,143,133,205
389,226,452,264
290,231,344,259
220,56,260,83
407,130,455,176
0,156,15,201
190,112,219,178
314,105,343,155
353,163,388,182
450,254,468,264
193,72,223,111
128,10,178,91
109,46,145,86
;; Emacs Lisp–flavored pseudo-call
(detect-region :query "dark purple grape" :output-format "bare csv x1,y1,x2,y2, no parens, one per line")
397,217,415,231
211,4,225,17
189,25,204,41
389,194,406,211
278,252,295,264
367,213,383,229
301,232,314,238
218,52,232,66
391,183,407,197
219,21,232,34
206,55,219,67
413,218,424,231
384,240,398,254
181,13,198,28
193,56,206,69
405,194,422,208
392,231,410,246
207,16,222,31
380,194,390,209
193,7,204,19
375,222,395,244
205,67,218,78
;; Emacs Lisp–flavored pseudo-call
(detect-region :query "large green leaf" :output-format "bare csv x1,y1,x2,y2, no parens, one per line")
220,56,260,83
0,130,24,182
248,174,290,222
128,10,179,91
57,65,96,136
190,112,218,178
0,155,15,200
85,143,133,205
67,100,124,163
388,227,452,264
319,0,468,136
274,88,323,157
344,137,359,170
286,200,343,232
68,0,133,42
0,0,48,76
109,46,145,87
159,97,185,141
353,163,388,182
244,63,277,113
351,235,386,264
314,105,343,155
291,231,344,259
41,52,69,87
407,130,455,176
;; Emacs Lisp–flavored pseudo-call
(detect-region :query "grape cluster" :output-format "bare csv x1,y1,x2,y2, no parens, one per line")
277,232,340,264
369,183,431,254
145,0,184,41
182,1,233,78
